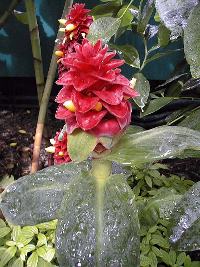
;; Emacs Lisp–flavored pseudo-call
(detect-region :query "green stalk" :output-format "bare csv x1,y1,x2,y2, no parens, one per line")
31,0,73,173
0,0,21,28
25,0,45,104
91,160,112,267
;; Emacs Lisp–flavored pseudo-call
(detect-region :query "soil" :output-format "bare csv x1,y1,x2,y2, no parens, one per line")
0,108,62,179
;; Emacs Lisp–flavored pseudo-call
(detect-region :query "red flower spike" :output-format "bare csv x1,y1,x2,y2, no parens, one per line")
53,131,71,165
55,39,139,138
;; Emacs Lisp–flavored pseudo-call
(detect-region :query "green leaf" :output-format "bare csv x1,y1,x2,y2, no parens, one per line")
0,227,11,239
117,4,134,27
140,255,152,266
37,233,47,247
169,181,200,251
0,162,88,225
145,49,182,65
176,252,187,265
155,0,198,38
105,126,200,165
67,130,97,162
148,251,158,267
158,248,171,265
90,2,121,17
158,23,170,47
36,220,57,231
56,172,140,266
0,219,6,228
184,4,200,78
109,44,140,68
0,247,17,267
150,234,169,249
27,252,38,267
87,17,121,44
142,97,175,117
11,226,21,242
20,244,35,261
36,246,46,258
22,226,38,237
137,0,154,34
179,108,200,131
145,176,152,188
142,190,182,225
14,10,28,24
42,248,55,262
11,257,24,267
133,73,150,110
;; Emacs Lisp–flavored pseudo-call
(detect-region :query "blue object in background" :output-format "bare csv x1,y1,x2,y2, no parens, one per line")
0,0,183,80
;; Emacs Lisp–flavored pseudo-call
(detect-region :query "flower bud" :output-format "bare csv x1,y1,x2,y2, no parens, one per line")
69,32,74,40
65,23,76,31
59,28,66,32
45,146,55,153
50,138,56,145
63,100,76,112
58,19,67,25
94,102,102,112
55,51,64,57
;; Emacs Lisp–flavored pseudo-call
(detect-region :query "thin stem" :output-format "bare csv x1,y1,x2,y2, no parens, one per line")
31,0,73,173
91,160,112,267
140,37,148,71
25,0,45,105
0,0,21,28
119,0,134,20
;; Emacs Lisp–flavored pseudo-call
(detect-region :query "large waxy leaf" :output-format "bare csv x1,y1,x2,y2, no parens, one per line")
67,130,97,162
90,2,121,17
158,23,170,47
169,182,200,251
133,73,150,110
179,108,200,131
87,17,121,44
110,44,140,68
137,0,154,34
142,97,175,117
105,126,200,165
56,173,140,267
184,4,200,78
154,0,198,38
0,162,88,226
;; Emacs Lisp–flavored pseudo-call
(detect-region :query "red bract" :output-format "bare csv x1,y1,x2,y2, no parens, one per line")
65,3,93,40
55,39,139,137
53,131,71,165
57,4,93,55
56,3,93,77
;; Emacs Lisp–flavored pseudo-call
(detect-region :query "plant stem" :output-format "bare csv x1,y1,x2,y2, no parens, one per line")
91,160,112,267
140,37,148,71
0,0,21,28
119,0,134,20
31,0,73,173
25,0,45,105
